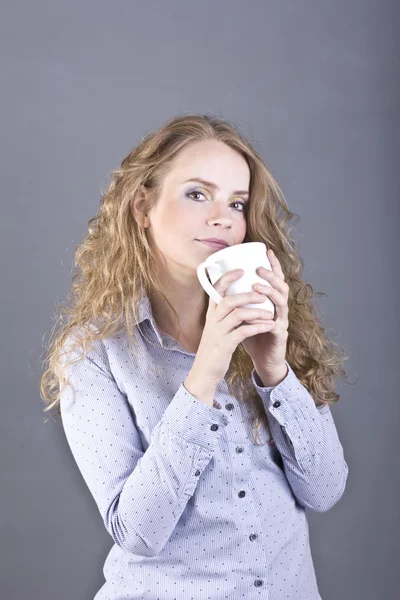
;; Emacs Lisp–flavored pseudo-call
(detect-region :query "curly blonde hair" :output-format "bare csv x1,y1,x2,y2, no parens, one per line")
40,113,350,445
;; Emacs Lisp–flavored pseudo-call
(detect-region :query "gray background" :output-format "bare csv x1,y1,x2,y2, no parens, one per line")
1,1,398,598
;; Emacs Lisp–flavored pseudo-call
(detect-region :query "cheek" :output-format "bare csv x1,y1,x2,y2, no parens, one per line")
173,202,199,233
156,202,184,229
236,216,247,239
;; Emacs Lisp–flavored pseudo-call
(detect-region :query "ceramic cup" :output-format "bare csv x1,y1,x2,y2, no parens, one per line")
197,241,275,323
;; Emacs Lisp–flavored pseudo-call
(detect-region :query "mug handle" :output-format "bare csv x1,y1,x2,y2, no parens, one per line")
197,261,224,304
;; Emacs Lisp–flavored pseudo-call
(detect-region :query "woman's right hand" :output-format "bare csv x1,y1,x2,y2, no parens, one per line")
184,269,275,405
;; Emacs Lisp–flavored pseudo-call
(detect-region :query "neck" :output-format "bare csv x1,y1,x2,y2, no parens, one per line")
148,286,208,339
147,254,212,341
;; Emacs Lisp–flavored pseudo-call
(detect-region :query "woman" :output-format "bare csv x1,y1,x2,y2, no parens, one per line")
41,114,349,599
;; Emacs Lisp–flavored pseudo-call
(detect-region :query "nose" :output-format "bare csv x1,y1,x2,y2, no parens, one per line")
207,202,232,226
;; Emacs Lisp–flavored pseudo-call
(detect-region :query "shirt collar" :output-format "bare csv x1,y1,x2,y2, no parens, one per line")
136,294,154,325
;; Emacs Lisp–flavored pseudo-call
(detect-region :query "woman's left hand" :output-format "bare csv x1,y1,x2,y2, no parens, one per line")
241,248,290,378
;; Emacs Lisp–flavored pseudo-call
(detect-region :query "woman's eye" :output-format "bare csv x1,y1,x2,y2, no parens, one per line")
186,190,205,201
231,200,247,212
186,189,246,212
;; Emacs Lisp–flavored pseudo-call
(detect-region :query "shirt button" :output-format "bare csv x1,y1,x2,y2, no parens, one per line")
238,490,246,498
254,579,263,587
210,424,219,431
195,470,201,476
273,400,281,408
225,403,234,411
249,533,258,541
235,446,244,454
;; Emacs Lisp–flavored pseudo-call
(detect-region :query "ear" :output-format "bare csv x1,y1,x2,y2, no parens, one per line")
131,186,151,228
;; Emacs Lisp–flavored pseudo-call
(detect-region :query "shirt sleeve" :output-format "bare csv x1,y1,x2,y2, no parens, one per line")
59,336,229,557
251,360,349,512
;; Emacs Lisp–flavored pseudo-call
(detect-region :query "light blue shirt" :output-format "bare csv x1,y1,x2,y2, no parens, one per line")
60,294,348,600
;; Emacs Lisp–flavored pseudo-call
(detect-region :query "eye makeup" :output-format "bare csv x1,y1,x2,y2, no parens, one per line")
184,187,248,212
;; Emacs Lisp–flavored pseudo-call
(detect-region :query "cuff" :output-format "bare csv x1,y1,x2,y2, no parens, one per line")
159,381,230,450
251,360,329,425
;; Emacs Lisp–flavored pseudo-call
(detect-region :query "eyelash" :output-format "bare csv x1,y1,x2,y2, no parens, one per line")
186,189,247,212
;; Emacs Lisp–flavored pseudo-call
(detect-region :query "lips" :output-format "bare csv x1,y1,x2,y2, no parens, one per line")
198,240,228,250
198,239,229,247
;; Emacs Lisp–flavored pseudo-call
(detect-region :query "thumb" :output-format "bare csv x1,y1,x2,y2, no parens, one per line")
207,268,244,311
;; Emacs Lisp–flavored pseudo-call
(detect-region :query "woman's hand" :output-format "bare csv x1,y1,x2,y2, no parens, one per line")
184,269,276,404
241,248,290,383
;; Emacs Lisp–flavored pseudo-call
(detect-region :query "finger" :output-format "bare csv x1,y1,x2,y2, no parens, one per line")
267,248,285,280
211,268,244,301
254,269,289,299
254,285,288,321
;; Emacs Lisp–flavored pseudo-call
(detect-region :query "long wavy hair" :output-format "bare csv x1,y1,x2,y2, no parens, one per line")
40,113,350,445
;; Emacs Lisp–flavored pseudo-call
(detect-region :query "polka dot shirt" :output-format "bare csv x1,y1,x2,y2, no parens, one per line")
60,295,348,599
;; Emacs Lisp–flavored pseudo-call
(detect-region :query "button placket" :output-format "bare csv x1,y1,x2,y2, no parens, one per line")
232,439,265,592
214,402,265,589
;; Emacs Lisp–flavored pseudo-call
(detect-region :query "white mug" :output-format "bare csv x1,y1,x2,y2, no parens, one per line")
197,242,275,322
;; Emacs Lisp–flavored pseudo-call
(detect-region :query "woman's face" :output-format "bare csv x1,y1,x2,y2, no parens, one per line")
144,139,250,275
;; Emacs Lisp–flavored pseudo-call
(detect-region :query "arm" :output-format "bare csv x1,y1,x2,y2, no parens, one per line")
60,334,228,557
251,360,349,512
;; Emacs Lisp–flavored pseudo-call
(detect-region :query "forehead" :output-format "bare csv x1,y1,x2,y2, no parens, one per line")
168,140,250,186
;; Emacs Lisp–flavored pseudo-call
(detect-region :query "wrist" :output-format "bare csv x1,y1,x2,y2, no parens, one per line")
184,372,217,407
254,363,288,388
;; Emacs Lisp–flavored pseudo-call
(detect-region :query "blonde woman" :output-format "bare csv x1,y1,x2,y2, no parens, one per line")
41,114,349,600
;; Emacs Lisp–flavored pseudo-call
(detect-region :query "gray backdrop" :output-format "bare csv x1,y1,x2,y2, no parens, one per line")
1,1,398,598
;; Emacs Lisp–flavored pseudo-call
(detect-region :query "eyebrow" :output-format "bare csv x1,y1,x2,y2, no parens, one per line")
183,177,249,197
